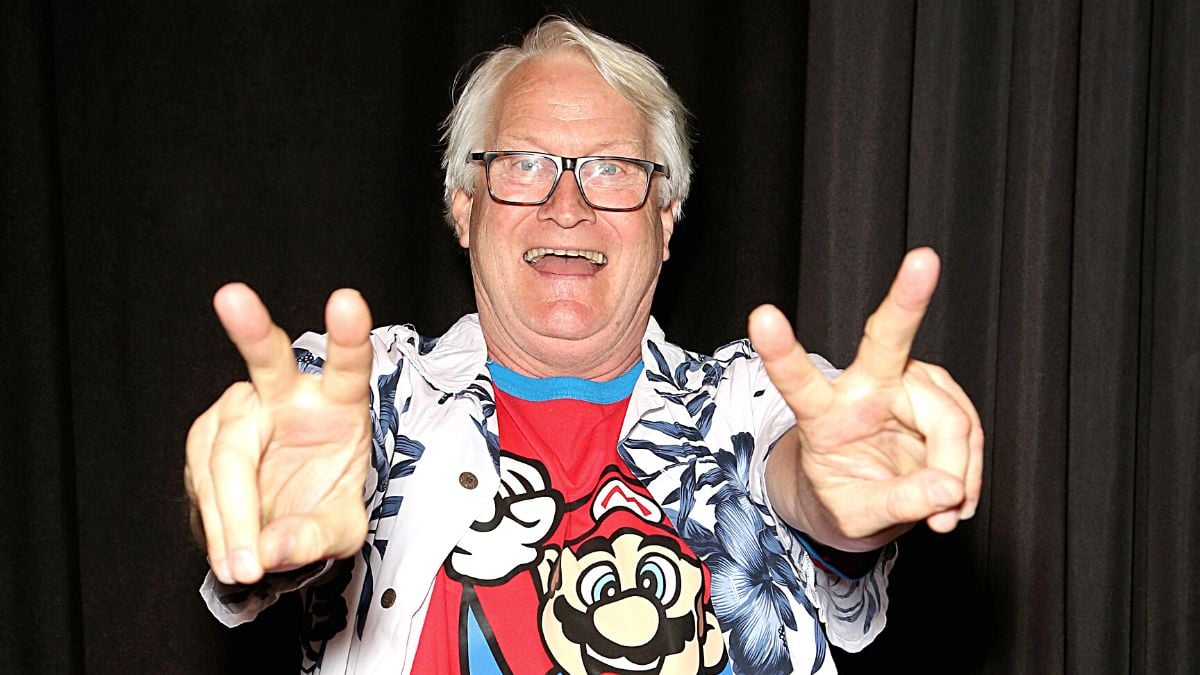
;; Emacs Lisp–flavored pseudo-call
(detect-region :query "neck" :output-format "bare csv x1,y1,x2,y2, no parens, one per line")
479,313,648,381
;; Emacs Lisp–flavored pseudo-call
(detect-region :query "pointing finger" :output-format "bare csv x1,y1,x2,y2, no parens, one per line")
321,289,374,406
853,247,940,381
213,283,298,402
749,304,834,421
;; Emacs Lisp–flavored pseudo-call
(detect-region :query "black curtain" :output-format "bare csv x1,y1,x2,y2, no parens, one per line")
3,1,1196,673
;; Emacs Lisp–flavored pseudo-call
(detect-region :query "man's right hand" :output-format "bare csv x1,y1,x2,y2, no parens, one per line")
184,283,373,585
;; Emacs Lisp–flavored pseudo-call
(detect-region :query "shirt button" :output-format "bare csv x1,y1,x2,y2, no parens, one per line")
459,471,478,490
380,588,397,609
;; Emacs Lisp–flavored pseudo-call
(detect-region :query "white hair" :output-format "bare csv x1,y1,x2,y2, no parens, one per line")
441,16,692,226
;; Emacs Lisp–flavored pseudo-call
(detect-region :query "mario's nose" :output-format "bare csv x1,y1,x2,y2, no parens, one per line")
591,595,659,647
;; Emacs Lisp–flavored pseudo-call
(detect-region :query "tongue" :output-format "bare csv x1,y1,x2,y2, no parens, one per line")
533,255,600,276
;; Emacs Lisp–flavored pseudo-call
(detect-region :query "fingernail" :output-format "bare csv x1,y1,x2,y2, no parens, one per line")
959,505,977,520
231,547,260,582
212,557,233,585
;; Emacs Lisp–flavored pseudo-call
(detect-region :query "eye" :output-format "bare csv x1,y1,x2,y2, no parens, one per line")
495,154,553,177
593,161,623,176
516,158,542,172
584,159,638,180
578,561,621,606
637,554,680,605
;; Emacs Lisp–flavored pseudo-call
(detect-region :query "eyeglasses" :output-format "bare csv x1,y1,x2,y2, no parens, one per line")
468,151,669,211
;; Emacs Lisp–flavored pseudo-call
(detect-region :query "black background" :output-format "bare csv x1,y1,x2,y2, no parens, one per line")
3,1,1197,673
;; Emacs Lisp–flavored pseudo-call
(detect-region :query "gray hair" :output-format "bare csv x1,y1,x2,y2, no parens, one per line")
441,16,692,226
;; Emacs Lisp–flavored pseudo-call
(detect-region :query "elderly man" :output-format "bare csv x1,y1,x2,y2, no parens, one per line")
187,16,982,675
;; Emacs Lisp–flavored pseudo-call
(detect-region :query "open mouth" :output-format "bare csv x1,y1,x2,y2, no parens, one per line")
523,247,608,266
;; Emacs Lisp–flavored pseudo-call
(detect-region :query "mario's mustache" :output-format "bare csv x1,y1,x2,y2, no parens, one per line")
553,591,695,666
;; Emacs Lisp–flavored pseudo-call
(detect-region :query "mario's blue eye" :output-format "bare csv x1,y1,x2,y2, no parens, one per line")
578,562,620,606
637,554,680,606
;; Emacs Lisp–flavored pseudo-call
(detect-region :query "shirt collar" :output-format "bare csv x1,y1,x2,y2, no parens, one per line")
410,313,696,398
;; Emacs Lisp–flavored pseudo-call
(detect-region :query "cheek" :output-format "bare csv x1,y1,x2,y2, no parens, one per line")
621,219,665,270
471,214,523,271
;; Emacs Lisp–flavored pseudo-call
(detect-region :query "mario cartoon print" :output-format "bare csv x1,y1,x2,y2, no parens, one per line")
535,469,728,675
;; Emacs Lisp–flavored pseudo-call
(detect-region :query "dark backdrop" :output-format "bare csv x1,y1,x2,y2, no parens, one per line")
3,1,1197,673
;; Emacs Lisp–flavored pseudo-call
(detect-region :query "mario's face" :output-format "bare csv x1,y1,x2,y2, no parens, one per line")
537,528,725,675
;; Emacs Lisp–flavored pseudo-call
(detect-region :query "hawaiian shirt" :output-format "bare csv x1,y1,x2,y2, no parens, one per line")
201,314,895,674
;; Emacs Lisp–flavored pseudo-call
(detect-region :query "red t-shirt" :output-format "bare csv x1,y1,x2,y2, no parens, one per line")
412,364,729,675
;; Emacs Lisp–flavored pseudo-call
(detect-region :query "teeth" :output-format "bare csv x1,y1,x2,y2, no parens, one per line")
522,248,607,265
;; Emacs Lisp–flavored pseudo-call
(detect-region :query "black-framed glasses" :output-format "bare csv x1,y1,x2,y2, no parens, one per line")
468,151,669,211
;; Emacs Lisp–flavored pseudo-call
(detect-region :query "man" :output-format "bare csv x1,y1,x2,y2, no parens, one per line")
186,17,982,674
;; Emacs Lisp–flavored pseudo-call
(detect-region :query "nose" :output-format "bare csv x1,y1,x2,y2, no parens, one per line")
591,595,659,647
537,168,595,229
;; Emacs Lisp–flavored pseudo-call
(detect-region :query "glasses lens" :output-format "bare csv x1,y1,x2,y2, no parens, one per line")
487,153,558,204
578,158,650,210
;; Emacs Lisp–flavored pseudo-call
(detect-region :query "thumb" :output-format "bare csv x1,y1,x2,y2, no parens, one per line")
873,468,965,533
260,509,367,571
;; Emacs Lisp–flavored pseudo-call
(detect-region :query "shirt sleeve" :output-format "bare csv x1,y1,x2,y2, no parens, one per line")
200,561,334,627
746,352,897,653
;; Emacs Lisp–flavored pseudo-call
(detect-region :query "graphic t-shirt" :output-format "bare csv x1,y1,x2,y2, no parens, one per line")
412,363,731,674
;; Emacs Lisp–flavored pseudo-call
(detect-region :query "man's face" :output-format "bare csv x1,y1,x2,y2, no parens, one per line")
451,51,676,379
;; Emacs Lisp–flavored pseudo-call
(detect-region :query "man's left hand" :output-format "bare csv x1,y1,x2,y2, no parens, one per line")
751,247,983,552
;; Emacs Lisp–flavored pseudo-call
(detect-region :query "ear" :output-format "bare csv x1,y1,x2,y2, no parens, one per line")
451,189,474,248
701,609,725,672
659,199,678,262
536,547,561,596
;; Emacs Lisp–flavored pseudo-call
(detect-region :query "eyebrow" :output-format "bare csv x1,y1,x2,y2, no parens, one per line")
493,136,646,156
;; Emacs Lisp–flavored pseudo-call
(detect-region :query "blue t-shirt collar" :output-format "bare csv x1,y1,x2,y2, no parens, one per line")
486,361,643,404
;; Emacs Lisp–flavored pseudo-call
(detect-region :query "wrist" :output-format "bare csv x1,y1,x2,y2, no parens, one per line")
791,529,883,580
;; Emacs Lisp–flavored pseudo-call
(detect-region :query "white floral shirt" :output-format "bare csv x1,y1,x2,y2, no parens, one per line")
202,314,894,674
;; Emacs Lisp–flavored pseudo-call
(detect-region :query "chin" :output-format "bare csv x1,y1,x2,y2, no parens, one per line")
528,304,604,342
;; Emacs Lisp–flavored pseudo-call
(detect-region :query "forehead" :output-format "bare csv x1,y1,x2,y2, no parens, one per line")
488,51,648,155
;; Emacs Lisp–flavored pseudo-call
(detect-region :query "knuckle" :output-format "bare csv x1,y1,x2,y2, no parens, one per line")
190,475,214,506
222,380,254,401
208,447,249,479
925,363,951,380
863,312,881,337
215,382,260,422
945,408,972,437
186,411,217,461
971,425,986,449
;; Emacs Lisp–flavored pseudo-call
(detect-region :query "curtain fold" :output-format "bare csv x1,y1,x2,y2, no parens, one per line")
1067,2,1150,673
989,1,1080,671
0,1,83,671
1,1,1195,672
1138,1,1199,671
